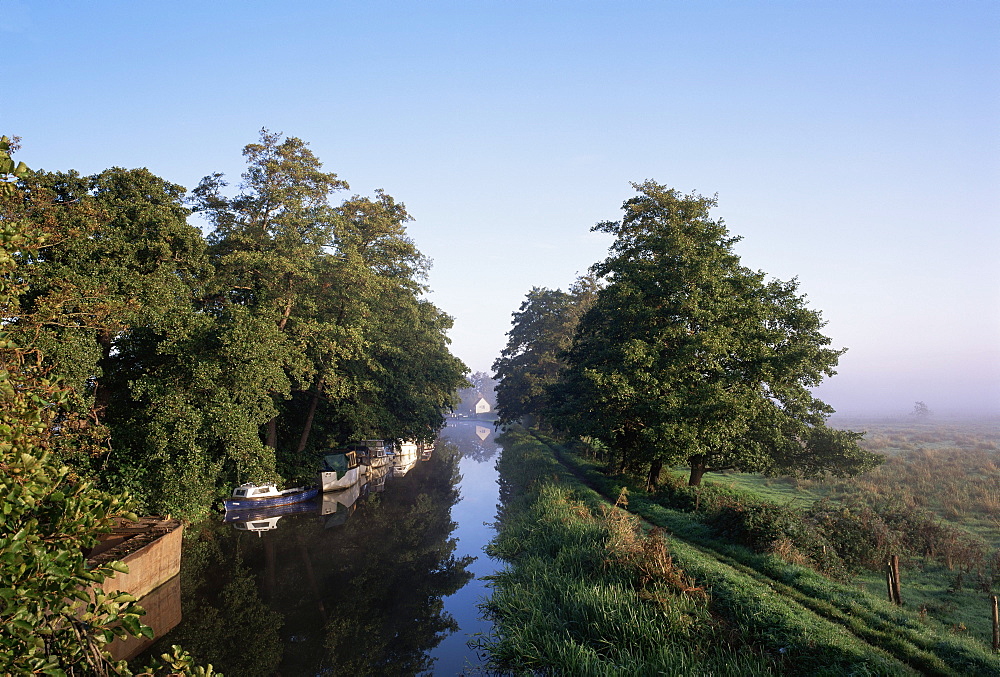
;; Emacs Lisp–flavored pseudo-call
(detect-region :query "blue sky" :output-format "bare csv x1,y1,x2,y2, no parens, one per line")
4,1,998,415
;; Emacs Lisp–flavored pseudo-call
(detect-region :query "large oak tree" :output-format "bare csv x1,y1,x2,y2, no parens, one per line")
194,130,466,475
550,182,880,488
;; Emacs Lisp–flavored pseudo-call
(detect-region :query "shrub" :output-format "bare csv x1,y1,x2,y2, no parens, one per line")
805,499,897,572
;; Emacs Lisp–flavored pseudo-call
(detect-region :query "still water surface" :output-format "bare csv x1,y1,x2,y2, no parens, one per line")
140,419,500,675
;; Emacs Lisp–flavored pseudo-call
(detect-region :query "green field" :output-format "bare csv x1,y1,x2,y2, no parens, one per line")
706,418,1000,641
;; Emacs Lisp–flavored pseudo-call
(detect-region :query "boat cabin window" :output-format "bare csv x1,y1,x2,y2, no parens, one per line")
234,489,247,497
252,487,272,496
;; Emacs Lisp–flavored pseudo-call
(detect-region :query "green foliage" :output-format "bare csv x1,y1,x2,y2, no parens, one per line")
0,181,134,674
492,275,598,427
0,136,29,197
4,130,466,519
804,499,893,571
550,182,880,486
0,166,215,676
142,645,222,676
4,164,233,515
195,129,466,467
0,434,143,673
805,496,989,574
107,305,290,517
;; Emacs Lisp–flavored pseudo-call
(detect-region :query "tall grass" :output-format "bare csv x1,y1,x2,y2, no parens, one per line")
824,419,1000,535
546,431,1000,675
478,428,777,676
480,428,936,675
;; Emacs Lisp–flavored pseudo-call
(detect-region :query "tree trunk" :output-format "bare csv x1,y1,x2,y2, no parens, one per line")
688,455,707,486
646,459,664,492
296,386,322,455
277,295,294,331
266,417,277,450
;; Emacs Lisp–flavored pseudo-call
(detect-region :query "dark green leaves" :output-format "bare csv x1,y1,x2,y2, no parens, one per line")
551,182,879,486
0,146,215,675
493,275,599,427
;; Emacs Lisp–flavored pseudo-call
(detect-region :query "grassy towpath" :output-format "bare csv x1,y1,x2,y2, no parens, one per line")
510,429,1000,676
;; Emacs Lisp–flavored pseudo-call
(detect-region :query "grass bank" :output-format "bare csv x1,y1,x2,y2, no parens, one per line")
656,418,1000,643
488,430,1000,675
477,427,777,676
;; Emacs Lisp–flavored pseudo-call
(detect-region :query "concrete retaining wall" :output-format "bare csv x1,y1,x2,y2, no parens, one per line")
106,573,182,662
90,517,183,599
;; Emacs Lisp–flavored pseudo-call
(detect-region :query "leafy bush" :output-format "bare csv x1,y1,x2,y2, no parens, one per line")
640,460,989,577
805,499,897,572
643,473,847,575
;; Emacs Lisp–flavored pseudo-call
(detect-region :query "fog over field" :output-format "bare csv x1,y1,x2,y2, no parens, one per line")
815,353,1000,418
5,1,998,418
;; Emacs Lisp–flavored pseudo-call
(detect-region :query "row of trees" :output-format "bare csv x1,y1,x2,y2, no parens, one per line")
2,131,468,519
494,181,880,488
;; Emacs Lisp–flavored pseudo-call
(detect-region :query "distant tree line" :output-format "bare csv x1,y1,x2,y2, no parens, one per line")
452,370,498,415
494,181,881,488
2,130,468,520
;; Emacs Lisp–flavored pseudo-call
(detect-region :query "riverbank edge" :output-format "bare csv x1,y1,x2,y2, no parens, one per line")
475,426,779,676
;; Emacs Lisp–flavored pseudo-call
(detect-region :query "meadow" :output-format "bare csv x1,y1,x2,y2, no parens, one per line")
712,416,1000,643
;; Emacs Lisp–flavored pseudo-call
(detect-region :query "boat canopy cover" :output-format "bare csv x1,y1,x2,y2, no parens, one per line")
322,453,354,479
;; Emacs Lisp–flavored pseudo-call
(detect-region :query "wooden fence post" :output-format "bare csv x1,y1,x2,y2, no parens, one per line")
992,595,998,652
885,555,902,606
885,559,894,604
891,555,903,606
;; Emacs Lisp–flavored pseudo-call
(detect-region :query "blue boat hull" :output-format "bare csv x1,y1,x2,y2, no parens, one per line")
223,486,319,512
222,498,320,523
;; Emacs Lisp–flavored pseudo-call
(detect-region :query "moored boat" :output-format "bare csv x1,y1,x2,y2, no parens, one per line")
223,483,319,511
223,498,320,523
391,440,421,478
319,450,363,492
420,441,434,461
355,439,393,469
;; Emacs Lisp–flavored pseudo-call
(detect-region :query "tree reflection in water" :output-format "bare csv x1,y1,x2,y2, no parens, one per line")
138,443,473,676
439,419,500,464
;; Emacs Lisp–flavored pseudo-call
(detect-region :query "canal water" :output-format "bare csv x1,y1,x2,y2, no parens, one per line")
138,419,501,676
